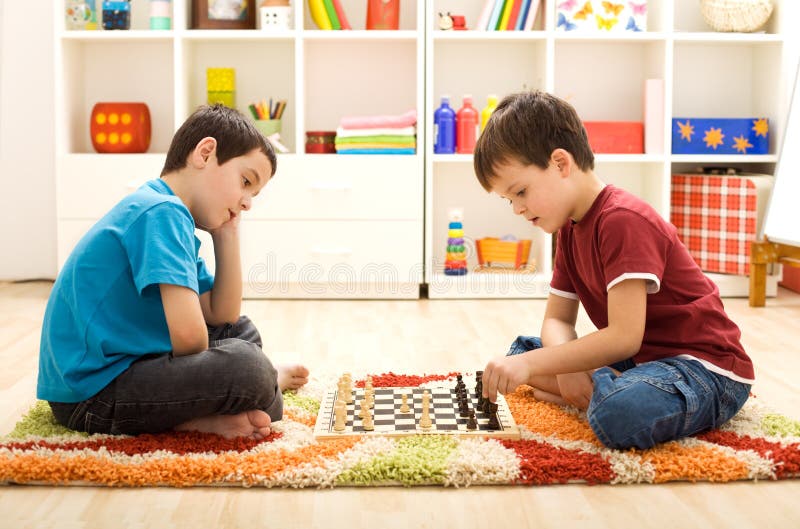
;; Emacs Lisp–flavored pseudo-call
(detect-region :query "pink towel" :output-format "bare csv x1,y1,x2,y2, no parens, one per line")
340,110,417,130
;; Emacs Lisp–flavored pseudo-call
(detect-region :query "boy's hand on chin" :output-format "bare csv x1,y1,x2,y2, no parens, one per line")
482,353,533,403
209,212,241,238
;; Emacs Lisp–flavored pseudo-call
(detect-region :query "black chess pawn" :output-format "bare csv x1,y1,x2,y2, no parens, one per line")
459,402,469,418
456,374,463,383
466,410,478,430
486,412,500,430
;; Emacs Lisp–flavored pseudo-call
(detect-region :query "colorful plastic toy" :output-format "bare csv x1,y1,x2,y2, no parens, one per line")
207,68,236,108
476,237,532,270
90,102,151,154
444,208,468,276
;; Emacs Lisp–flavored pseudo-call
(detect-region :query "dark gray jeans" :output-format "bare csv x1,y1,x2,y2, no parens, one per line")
49,315,283,435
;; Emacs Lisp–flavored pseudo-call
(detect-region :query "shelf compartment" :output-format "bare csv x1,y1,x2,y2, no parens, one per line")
180,39,296,152
432,39,547,121
672,42,783,155
58,39,174,153
304,40,418,132
430,163,550,276
673,0,782,34
554,40,666,122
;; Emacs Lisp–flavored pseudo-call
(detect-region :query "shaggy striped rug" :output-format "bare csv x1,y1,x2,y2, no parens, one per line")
1,373,799,488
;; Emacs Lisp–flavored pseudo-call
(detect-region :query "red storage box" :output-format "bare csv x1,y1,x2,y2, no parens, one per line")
670,173,773,276
582,121,644,154
780,266,800,294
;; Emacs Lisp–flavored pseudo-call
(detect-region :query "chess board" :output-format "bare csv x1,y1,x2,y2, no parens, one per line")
313,381,520,441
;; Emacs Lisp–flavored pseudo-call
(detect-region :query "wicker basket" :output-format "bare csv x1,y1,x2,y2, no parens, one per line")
700,0,773,32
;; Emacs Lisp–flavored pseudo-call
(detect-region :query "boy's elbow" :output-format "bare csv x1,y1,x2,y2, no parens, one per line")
170,329,209,356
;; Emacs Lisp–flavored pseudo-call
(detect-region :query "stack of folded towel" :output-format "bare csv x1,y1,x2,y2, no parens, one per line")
335,110,417,154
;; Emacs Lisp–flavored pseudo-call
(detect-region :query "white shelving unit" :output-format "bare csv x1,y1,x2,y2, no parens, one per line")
425,0,795,298
55,1,797,300
54,0,425,299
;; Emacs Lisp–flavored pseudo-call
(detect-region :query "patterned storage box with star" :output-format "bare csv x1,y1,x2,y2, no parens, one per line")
671,118,769,155
670,173,774,275
556,0,647,32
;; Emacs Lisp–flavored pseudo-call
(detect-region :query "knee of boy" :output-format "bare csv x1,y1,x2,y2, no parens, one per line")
235,344,278,392
587,392,660,450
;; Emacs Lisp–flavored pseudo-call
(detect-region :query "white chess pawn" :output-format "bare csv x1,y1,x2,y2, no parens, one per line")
333,400,347,432
365,392,374,409
359,398,368,419
400,393,410,413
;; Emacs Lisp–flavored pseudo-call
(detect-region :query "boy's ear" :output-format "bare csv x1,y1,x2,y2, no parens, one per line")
190,137,217,168
551,149,571,176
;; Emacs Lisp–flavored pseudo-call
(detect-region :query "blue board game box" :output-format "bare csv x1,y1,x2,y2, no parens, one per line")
671,118,769,155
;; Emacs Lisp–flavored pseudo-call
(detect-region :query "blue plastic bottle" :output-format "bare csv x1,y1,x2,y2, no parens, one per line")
434,96,456,154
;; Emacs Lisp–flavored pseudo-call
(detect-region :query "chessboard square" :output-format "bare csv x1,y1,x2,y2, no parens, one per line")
396,423,417,430
374,408,395,416
435,424,459,431
374,419,396,426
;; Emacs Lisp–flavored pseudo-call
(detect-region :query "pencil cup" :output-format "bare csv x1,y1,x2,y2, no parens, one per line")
254,119,282,138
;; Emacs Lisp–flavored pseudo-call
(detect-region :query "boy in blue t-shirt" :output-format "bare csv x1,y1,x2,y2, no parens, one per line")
38,104,309,440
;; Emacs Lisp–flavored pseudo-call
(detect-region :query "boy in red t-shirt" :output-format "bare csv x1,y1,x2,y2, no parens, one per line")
473,91,752,449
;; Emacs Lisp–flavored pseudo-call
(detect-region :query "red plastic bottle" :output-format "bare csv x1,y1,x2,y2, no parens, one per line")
456,95,479,154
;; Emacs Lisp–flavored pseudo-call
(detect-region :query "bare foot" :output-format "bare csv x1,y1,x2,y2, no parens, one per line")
175,410,272,440
277,363,310,391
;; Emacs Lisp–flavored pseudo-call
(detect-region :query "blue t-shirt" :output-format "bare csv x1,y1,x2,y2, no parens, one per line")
37,179,214,403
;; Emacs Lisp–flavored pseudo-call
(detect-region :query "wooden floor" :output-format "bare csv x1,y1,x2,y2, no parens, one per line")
1,280,799,528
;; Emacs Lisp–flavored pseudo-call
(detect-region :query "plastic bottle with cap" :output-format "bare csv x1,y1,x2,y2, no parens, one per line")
480,94,498,133
433,95,456,154
456,95,479,154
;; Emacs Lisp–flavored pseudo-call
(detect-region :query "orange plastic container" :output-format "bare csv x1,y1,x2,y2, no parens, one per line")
476,238,532,269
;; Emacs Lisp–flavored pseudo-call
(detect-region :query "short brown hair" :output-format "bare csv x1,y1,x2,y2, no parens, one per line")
161,104,277,177
473,91,594,191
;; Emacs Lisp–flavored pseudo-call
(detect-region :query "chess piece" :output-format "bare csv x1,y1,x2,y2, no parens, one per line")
359,398,368,419
400,393,411,413
365,391,374,409
487,402,500,430
466,410,477,430
419,390,433,429
334,400,347,432
342,373,353,404
362,405,375,431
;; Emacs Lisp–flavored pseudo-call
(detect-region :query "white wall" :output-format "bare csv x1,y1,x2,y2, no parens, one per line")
0,2,56,280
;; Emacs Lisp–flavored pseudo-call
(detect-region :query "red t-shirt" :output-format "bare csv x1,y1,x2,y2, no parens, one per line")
550,185,754,383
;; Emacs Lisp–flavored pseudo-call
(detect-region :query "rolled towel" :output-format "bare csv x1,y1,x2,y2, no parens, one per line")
336,126,416,138
339,110,417,130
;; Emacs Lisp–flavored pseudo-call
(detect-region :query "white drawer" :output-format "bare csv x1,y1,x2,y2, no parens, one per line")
57,154,166,219
250,155,423,220
198,220,423,288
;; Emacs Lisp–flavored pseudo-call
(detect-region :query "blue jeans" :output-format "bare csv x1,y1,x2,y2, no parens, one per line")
49,316,283,435
506,336,751,449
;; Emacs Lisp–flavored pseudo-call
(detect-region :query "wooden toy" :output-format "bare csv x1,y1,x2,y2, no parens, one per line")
90,102,151,154
476,237,532,269
314,374,520,441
